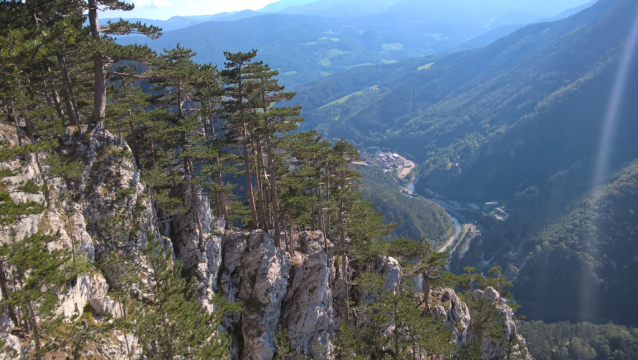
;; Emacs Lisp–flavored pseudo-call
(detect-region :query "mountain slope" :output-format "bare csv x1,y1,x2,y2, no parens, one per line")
290,0,638,325
359,166,455,245
259,0,320,13
293,0,637,198
277,0,402,17
512,160,638,325
103,11,262,33
117,1,592,86
117,14,488,86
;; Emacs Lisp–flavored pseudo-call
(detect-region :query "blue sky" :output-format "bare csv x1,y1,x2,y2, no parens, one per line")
102,0,281,19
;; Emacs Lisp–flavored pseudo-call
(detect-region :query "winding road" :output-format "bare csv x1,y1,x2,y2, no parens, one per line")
439,216,463,253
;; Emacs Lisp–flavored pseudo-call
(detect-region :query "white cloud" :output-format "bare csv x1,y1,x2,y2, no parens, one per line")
103,0,281,20
134,0,172,8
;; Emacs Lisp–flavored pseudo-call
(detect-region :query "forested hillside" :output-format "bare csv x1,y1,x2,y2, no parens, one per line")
294,0,637,200
116,14,486,86
520,321,638,360
359,166,454,246
291,0,638,326
116,1,592,87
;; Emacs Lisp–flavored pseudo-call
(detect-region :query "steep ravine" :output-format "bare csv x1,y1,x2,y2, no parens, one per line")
0,126,530,359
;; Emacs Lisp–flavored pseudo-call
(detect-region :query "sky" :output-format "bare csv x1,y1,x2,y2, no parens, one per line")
102,0,281,19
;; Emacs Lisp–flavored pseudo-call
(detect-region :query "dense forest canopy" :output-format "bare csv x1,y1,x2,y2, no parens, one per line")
286,0,638,328
0,0,535,358
519,321,638,360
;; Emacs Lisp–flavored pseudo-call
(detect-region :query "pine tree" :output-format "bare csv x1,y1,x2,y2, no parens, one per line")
335,271,454,359
249,61,303,248
192,63,233,227
221,50,263,232
0,232,89,359
131,237,238,359
85,0,161,123
403,237,449,314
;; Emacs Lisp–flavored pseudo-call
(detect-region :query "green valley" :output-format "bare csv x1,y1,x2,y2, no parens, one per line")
289,0,638,326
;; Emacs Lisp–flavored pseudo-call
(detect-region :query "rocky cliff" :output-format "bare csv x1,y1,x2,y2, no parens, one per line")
0,126,531,359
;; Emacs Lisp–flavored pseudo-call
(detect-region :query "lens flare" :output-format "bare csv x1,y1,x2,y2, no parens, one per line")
579,5,638,322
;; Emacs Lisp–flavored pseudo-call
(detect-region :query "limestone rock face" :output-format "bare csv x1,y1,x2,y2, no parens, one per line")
431,287,472,345
58,273,122,319
73,126,156,259
0,156,46,243
169,182,225,312
281,231,336,359
0,126,157,359
374,255,402,293
220,230,291,360
0,312,25,360
220,230,337,360
470,288,532,360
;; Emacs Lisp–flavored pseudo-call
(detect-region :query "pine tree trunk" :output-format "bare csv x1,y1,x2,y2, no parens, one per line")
44,78,67,126
88,0,106,124
253,146,268,231
342,254,349,326
27,302,42,360
255,138,270,230
242,123,259,230
289,221,294,253
261,91,281,248
57,54,81,133
0,261,18,328
423,273,430,314
311,197,316,231
263,181,272,229
8,104,22,147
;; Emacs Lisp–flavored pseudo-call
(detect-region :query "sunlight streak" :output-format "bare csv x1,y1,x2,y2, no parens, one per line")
580,5,638,322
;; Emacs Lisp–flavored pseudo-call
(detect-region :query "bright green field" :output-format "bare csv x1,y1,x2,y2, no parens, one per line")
319,90,365,109
418,62,434,70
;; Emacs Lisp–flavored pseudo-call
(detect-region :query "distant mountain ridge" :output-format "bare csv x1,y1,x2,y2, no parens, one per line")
259,0,321,13
102,10,262,33
116,1,594,86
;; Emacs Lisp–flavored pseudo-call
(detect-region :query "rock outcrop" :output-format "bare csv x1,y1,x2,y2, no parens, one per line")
0,123,533,360
219,230,291,360
0,126,156,358
281,231,336,359
170,182,225,312
431,287,472,345
470,288,532,360
374,255,402,294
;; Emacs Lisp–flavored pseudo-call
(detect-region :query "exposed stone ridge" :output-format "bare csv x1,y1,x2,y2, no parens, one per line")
281,231,336,359
470,288,532,360
0,123,533,360
431,287,472,345
0,126,156,359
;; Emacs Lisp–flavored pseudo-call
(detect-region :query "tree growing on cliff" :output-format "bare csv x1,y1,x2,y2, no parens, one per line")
334,271,454,359
399,237,449,314
130,237,237,360
0,232,89,359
